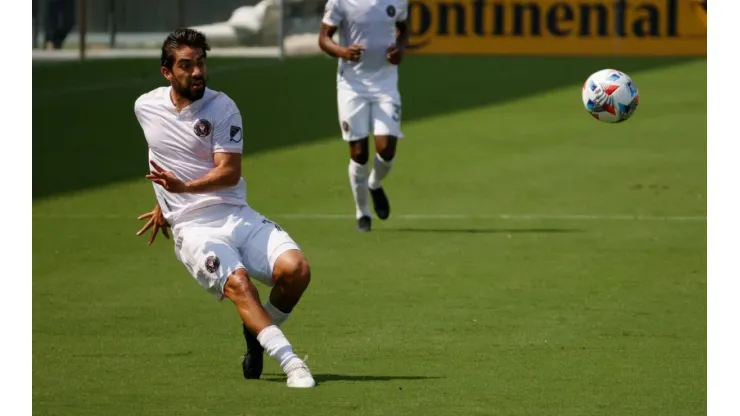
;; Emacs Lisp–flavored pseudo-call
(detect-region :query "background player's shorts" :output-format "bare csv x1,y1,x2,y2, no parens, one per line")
173,204,300,300
337,88,404,141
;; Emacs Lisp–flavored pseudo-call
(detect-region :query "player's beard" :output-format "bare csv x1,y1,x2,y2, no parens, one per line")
174,77,206,101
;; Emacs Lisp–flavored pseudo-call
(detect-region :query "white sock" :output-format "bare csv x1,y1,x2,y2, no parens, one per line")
263,300,291,327
257,325,302,373
348,159,371,219
369,154,394,190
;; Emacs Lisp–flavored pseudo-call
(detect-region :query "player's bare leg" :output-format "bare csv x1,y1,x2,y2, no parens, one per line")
226,268,315,388
348,138,372,231
242,250,311,379
368,135,397,220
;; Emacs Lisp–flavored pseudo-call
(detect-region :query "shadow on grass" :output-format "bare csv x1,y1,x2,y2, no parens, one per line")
32,55,698,199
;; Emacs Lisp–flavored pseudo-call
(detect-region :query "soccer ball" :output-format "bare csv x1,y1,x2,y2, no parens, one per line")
581,69,640,123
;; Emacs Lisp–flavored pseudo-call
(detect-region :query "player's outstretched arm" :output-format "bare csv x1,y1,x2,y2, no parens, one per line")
182,152,242,192
146,153,242,194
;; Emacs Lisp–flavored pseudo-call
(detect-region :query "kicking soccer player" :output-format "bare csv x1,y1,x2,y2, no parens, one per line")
134,28,315,388
318,0,409,232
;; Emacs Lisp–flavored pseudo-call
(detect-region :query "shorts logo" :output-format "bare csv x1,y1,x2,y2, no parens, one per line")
342,121,350,133
193,119,212,138
204,255,220,273
386,5,396,17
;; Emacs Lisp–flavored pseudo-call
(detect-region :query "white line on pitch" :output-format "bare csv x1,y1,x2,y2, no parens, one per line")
31,213,706,222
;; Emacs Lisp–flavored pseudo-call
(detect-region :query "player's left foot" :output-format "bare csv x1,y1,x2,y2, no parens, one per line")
242,325,264,380
356,215,372,232
285,359,316,388
370,187,390,220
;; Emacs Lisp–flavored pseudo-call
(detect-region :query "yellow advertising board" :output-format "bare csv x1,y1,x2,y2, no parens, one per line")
407,0,707,56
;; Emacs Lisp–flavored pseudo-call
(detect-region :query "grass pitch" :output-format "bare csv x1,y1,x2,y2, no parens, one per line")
33,55,706,415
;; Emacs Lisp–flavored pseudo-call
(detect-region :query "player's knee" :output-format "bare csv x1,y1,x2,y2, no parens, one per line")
376,137,397,161
224,270,257,302
349,140,370,165
274,251,311,291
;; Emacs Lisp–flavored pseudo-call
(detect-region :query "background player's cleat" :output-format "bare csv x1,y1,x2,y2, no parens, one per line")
285,360,316,388
242,324,264,379
356,216,371,232
370,187,390,220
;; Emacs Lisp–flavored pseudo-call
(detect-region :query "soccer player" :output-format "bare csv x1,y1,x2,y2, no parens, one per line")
133,28,315,388
318,0,409,232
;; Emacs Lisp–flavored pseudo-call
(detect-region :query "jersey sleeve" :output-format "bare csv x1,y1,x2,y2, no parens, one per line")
322,0,344,27
396,0,408,21
212,111,244,154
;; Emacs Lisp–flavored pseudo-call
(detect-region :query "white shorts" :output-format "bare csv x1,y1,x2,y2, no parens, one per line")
337,88,404,141
173,204,300,300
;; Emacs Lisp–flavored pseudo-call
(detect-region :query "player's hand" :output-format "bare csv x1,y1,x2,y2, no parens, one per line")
146,161,187,193
136,203,170,245
386,44,404,65
342,44,365,62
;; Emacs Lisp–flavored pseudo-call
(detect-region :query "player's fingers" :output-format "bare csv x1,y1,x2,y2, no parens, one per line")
137,218,154,236
150,178,168,188
148,229,157,245
162,226,170,240
138,212,153,220
150,160,165,172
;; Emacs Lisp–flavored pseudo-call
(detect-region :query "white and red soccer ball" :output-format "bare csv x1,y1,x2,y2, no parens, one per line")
582,69,640,123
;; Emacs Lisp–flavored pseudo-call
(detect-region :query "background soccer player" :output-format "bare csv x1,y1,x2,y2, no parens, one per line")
319,0,409,232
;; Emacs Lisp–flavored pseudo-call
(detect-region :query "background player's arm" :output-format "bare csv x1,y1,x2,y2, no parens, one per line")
395,21,409,51
387,3,409,65
319,24,364,61
319,0,364,61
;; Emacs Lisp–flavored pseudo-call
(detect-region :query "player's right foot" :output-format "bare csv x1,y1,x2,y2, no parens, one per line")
370,187,390,220
285,360,316,388
242,325,264,380
356,216,371,232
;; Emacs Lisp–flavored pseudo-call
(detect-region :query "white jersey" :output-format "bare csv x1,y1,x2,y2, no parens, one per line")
134,86,247,226
322,0,408,94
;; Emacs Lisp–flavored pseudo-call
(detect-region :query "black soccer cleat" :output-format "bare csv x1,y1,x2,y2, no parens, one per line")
356,215,372,232
370,187,390,220
242,324,264,380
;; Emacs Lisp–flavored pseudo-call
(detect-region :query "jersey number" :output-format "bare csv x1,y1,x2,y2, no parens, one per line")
392,104,401,122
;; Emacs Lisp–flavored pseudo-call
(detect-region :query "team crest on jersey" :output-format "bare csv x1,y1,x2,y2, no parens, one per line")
193,119,212,138
386,5,396,17
204,255,220,273
342,121,350,132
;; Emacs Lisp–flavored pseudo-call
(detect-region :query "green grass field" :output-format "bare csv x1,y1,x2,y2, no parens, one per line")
33,55,706,415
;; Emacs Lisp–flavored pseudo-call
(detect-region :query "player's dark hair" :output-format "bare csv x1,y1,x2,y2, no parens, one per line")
160,28,210,70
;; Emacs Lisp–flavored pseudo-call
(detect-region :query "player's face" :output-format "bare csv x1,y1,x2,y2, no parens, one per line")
165,46,208,101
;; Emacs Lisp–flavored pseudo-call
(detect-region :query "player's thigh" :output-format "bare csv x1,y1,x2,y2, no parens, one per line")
337,88,371,141
175,229,246,300
371,92,404,139
239,217,301,288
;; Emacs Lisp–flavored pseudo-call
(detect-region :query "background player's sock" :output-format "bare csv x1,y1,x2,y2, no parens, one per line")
369,154,394,190
348,159,371,218
257,325,302,372
263,300,291,326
